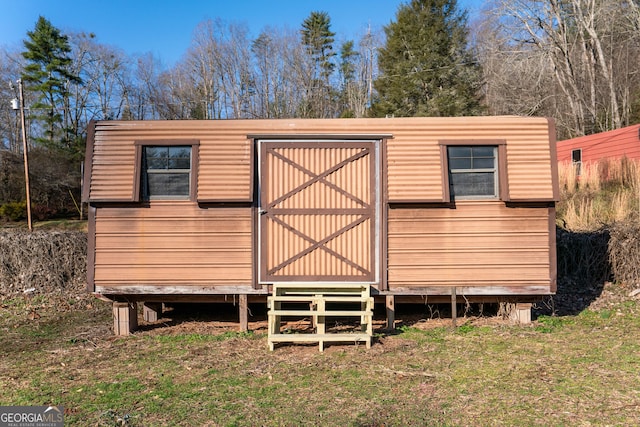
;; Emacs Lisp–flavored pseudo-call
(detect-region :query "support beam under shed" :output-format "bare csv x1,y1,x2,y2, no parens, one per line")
509,303,532,325
239,294,248,332
143,302,162,322
113,302,138,336
386,295,395,330
451,287,457,328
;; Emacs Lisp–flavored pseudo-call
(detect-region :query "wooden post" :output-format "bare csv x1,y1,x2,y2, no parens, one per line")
113,302,138,336
143,302,162,322
17,79,32,231
451,287,457,328
510,302,532,325
239,294,248,332
385,295,395,331
317,297,326,352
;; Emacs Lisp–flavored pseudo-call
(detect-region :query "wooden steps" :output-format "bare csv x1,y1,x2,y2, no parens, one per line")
267,283,373,352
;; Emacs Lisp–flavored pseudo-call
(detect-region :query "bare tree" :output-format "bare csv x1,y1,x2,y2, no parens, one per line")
81,37,129,120
125,52,163,120
483,0,640,138
0,48,26,152
474,6,556,116
154,64,198,119
250,29,286,118
250,27,315,118
180,19,254,119
350,26,382,117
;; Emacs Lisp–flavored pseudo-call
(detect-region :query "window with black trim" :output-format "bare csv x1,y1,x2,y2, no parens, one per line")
447,145,498,198
571,148,582,176
141,146,192,200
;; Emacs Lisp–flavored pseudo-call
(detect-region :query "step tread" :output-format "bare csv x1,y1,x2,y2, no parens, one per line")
269,310,373,317
268,296,373,302
274,291,369,297
272,283,370,289
268,333,371,343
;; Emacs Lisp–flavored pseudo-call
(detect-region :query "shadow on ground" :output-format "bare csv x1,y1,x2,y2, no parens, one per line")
137,226,613,334
546,226,611,316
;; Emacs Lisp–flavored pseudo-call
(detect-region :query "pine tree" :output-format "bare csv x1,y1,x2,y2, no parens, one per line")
338,40,359,117
21,16,82,155
370,0,484,117
300,11,336,117
301,11,336,84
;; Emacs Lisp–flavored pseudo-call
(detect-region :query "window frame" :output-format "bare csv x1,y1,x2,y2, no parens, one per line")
134,140,199,202
439,140,509,202
571,148,582,176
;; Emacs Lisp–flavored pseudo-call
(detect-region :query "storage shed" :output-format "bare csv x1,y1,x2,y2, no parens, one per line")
83,116,559,346
557,124,640,171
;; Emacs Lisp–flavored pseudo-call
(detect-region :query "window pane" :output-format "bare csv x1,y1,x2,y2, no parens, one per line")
473,158,495,169
448,146,471,158
450,158,472,169
447,145,498,199
170,146,191,158
572,149,581,163
450,172,495,197
147,158,167,169
169,158,190,169
147,173,190,197
472,146,495,157
145,147,168,158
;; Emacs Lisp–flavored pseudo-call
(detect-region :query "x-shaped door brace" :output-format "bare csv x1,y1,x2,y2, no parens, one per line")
265,148,369,209
266,214,370,276
264,146,372,277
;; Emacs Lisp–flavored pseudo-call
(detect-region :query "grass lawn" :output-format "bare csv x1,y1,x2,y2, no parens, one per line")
1,285,639,426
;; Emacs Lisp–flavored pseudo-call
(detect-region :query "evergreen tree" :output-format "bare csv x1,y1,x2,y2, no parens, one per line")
21,16,82,156
301,11,336,84
339,40,358,86
300,11,336,117
370,0,484,117
338,40,359,117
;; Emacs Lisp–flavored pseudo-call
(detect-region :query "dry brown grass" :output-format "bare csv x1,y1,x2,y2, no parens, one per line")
557,157,640,230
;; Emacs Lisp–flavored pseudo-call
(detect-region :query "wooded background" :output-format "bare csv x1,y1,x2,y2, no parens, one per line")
1,0,639,216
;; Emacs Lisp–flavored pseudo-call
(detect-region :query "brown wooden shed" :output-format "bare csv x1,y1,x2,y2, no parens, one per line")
83,116,559,346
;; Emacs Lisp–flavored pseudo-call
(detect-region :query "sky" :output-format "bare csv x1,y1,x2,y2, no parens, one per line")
0,0,482,68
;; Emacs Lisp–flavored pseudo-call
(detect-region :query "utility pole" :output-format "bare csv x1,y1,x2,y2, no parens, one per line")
17,79,32,231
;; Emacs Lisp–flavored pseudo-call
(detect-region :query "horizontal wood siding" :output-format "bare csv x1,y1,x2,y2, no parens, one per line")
387,201,553,291
85,117,556,295
89,121,253,202
87,116,556,203
90,133,137,201
93,203,252,287
385,117,555,201
557,124,640,163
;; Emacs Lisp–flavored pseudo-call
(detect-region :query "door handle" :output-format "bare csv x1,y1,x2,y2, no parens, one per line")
258,208,267,215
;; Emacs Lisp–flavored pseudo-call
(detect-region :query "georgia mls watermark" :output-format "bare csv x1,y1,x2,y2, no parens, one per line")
0,406,63,427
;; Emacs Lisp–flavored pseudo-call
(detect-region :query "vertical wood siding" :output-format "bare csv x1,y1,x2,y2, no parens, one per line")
261,142,374,281
93,203,252,287
387,201,553,290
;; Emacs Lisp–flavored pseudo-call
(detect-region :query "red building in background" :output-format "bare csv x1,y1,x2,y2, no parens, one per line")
557,124,640,171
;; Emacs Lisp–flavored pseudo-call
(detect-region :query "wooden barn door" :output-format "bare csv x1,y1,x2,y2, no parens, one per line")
260,140,376,283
